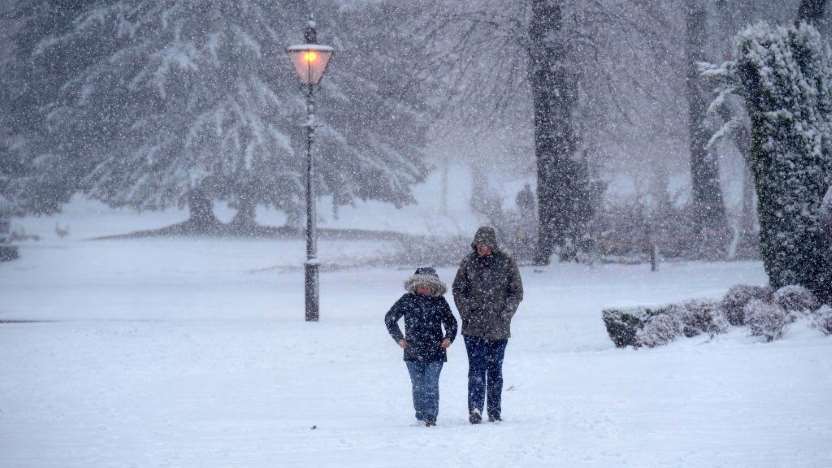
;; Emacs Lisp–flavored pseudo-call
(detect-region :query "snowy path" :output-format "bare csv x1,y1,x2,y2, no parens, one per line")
1,239,831,467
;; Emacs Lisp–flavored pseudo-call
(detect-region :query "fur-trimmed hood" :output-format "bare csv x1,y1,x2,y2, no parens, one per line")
404,267,447,297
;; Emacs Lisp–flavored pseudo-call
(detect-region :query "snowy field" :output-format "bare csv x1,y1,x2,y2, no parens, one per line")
2,230,831,468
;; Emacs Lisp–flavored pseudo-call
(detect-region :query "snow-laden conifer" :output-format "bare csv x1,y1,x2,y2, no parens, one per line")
5,1,431,226
703,22,832,304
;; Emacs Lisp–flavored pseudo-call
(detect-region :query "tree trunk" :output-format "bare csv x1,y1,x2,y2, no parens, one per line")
686,0,728,258
230,193,257,230
740,162,756,232
186,188,220,231
440,154,449,216
529,0,580,265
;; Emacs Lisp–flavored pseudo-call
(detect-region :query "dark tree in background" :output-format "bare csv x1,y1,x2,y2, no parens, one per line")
529,0,579,264
413,0,669,264
686,0,729,259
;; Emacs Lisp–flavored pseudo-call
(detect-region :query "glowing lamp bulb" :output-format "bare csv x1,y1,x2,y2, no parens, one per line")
287,44,334,85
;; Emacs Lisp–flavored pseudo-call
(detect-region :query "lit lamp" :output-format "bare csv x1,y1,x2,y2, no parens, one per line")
286,19,334,322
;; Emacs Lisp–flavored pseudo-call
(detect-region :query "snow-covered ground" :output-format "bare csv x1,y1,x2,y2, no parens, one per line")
12,161,483,241
3,190,832,468
2,229,831,467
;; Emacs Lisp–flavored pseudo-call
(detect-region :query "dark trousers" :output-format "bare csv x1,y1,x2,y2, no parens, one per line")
405,361,444,421
464,335,508,417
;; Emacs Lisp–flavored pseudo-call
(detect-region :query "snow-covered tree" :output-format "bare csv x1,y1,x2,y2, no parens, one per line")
704,22,832,304
686,0,730,259
412,0,677,264
3,0,431,230
1,0,96,216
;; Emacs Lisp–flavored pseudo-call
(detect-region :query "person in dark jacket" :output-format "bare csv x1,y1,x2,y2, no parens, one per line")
385,267,458,427
453,226,523,424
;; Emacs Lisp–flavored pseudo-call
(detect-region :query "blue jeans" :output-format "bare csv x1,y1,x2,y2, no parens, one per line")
464,336,508,418
405,361,444,421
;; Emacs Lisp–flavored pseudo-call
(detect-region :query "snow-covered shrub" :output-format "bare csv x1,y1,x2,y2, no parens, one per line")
720,285,772,326
602,306,679,347
773,285,820,321
635,313,682,348
678,300,729,337
812,305,832,335
602,307,652,347
604,300,728,348
744,299,788,342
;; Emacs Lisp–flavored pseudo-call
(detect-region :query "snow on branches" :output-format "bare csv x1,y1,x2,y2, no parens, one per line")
4,1,432,220
702,21,832,304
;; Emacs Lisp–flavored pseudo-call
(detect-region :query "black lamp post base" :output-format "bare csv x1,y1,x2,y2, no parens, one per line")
305,262,320,321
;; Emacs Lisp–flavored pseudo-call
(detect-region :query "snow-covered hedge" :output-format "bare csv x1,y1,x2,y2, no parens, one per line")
678,300,728,337
603,283,830,348
635,313,682,348
720,285,771,326
602,307,657,347
603,300,727,348
773,285,819,319
744,299,787,342
813,305,832,335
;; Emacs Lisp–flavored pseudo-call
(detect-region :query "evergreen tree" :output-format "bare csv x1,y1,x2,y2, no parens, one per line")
528,0,580,264
2,0,430,229
1,0,96,215
705,22,832,303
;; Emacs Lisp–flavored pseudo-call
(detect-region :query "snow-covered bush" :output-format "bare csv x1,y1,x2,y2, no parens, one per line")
721,285,772,326
604,300,727,348
812,305,832,335
773,285,819,321
635,313,682,348
744,299,788,342
602,307,655,348
678,300,729,337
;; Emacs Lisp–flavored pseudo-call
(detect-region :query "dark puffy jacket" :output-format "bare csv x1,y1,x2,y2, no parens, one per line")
385,294,458,362
452,227,523,340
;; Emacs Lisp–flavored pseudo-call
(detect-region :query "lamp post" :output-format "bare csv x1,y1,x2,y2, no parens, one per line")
287,19,334,322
